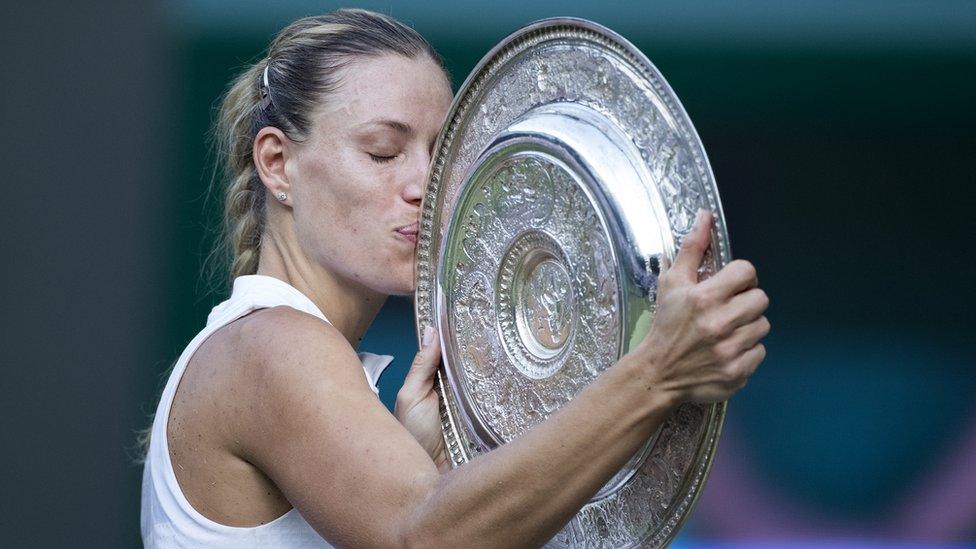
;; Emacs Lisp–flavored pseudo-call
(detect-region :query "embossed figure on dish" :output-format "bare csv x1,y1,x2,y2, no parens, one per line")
417,19,731,547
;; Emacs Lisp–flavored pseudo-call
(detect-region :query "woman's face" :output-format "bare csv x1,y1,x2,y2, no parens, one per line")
285,54,453,296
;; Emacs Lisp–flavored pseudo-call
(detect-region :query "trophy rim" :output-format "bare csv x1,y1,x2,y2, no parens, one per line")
415,16,729,548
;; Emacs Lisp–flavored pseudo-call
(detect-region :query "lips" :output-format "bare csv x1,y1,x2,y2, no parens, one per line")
395,222,419,244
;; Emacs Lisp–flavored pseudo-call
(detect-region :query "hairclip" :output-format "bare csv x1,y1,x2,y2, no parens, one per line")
259,63,273,111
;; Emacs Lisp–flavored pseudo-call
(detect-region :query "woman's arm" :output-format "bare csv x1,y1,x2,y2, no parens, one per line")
229,210,768,547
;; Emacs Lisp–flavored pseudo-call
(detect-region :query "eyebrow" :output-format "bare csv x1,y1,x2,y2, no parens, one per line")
358,117,440,154
360,118,414,135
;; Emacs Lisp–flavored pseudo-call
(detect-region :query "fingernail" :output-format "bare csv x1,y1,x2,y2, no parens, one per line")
423,326,435,347
696,209,708,226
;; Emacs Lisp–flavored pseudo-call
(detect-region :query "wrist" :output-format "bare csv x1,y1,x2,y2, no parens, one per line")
612,353,681,416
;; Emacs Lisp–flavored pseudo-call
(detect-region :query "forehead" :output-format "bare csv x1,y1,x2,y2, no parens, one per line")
312,54,453,137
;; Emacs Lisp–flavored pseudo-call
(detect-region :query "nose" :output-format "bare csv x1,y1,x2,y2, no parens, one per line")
400,153,428,207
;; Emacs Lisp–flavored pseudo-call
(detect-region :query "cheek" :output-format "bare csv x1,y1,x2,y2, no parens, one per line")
297,155,367,224
296,157,390,256
333,189,389,246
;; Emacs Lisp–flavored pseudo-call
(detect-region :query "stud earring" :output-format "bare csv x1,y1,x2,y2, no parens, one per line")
275,192,287,202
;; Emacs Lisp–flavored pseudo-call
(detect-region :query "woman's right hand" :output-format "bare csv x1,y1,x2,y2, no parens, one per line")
628,209,770,406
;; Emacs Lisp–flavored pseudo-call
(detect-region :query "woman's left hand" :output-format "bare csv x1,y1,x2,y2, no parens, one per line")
394,326,451,472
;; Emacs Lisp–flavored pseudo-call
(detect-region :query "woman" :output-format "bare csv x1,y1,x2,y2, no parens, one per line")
141,9,769,548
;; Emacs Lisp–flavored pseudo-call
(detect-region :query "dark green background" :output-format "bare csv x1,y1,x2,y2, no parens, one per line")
4,1,974,546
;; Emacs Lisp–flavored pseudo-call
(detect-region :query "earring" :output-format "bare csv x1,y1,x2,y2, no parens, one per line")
275,192,287,202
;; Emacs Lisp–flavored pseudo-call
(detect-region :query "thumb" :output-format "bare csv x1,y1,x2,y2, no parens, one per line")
670,209,713,282
401,326,441,395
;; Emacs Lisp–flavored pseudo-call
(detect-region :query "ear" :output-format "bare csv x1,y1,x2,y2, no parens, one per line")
253,126,292,207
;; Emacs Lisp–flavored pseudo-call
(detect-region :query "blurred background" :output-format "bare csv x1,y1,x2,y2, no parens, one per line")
3,1,975,546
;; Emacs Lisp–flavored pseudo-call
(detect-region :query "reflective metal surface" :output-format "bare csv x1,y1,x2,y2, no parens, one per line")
415,17,730,548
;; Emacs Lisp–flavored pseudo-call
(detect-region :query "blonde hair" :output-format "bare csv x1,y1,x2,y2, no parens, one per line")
213,8,444,282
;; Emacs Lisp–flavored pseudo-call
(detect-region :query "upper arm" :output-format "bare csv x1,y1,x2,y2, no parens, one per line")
228,307,438,547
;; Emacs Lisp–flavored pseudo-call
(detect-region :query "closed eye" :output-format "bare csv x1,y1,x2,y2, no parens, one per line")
368,153,398,164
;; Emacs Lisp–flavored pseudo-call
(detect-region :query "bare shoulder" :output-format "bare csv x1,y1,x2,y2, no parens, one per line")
169,305,403,529
199,306,438,545
228,306,374,411
220,305,378,446
234,306,360,370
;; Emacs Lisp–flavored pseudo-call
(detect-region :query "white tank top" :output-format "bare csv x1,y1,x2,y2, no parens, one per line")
141,275,394,547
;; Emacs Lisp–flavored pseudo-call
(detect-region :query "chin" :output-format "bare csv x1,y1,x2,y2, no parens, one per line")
388,277,416,297
371,268,415,297
391,260,417,296
389,288,415,298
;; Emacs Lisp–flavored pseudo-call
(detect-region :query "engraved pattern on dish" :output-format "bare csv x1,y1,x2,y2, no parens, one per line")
443,154,618,445
415,19,730,548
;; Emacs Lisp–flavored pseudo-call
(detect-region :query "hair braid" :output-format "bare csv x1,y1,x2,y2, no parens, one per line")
226,168,265,278
214,62,267,281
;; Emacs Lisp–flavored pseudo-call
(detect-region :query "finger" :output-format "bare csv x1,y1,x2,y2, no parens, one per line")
725,343,766,387
402,326,441,393
720,315,770,358
699,260,758,300
717,288,769,331
670,209,713,282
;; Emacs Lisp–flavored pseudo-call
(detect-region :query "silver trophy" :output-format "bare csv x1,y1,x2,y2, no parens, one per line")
415,18,731,547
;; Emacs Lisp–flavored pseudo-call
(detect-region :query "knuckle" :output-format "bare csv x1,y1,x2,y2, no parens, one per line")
755,343,767,361
703,317,728,341
743,355,760,377
657,271,673,289
690,287,712,310
713,316,733,338
747,258,760,274
727,349,764,385
696,315,716,339
722,364,744,385
732,359,754,383
682,233,704,250
694,315,708,333
728,260,756,284
756,289,770,310
713,342,737,363
740,260,758,279
702,286,719,304
743,345,766,372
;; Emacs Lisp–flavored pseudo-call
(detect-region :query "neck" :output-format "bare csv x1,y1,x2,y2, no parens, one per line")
254,232,387,348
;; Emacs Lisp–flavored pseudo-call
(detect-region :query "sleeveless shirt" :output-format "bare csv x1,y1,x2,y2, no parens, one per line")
141,275,394,547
